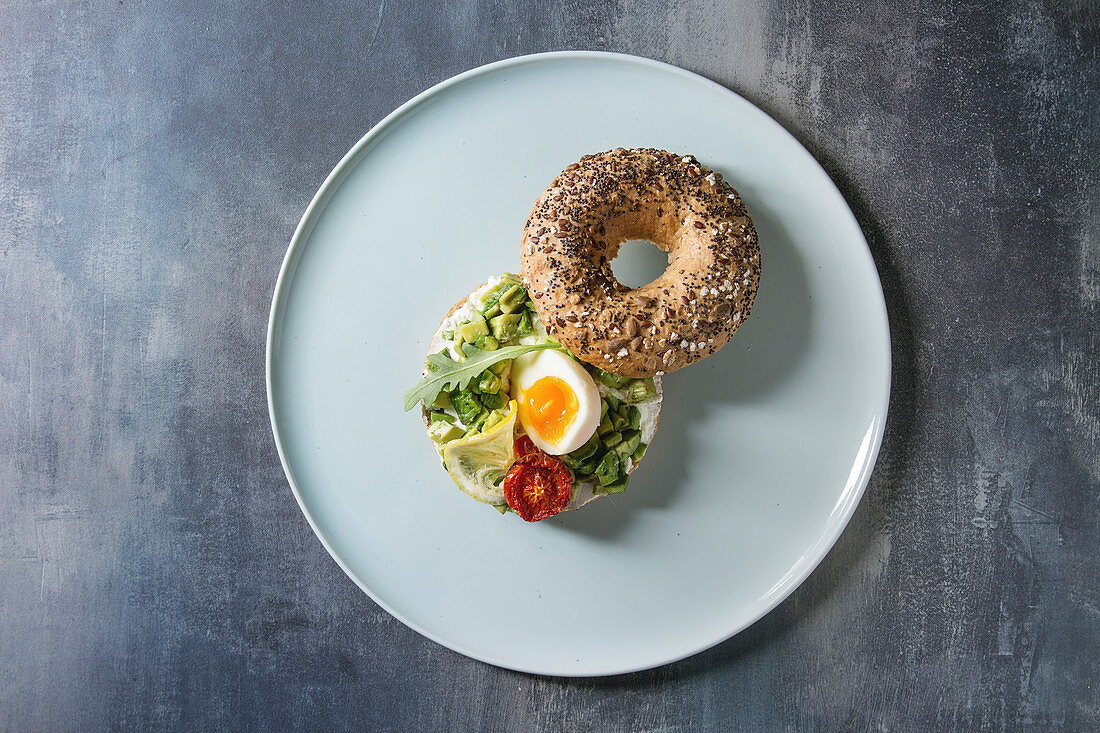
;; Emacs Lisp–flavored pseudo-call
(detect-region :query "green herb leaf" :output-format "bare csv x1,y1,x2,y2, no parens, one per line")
403,342,558,412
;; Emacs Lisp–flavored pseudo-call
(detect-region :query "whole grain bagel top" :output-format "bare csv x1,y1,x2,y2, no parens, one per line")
520,148,760,377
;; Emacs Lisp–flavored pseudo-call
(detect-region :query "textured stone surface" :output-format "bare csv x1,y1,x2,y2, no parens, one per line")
1,1,1097,729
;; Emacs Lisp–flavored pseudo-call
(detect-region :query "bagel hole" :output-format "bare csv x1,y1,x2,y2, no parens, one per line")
611,239,670,289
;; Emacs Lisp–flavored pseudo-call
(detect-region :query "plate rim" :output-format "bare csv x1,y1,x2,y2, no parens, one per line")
266,50,892,676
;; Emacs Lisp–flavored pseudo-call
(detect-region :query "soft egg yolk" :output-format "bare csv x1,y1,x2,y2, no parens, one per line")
520,376,578,446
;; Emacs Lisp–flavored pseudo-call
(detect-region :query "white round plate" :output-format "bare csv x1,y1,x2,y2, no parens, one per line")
267,52,890,676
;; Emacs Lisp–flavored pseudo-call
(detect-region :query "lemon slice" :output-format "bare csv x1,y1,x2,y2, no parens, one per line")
443,400,518,506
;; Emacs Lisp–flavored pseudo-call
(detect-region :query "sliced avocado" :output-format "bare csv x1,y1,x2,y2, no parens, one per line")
429,411,454,424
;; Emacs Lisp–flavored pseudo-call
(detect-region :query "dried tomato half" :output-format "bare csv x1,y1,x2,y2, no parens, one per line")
503,448,573,522
513,435,538,459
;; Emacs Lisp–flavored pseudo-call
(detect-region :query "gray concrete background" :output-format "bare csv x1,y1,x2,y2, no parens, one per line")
1,1,1097,730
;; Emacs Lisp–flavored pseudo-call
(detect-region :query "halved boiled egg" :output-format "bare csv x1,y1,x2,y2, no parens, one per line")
510,349,601,455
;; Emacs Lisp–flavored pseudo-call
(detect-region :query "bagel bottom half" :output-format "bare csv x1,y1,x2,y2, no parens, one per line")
421,276,663,513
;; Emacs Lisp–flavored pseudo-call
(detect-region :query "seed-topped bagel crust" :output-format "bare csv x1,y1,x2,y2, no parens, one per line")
520,148,761,377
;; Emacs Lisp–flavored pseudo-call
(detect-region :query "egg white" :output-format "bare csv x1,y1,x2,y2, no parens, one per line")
510,349,601,455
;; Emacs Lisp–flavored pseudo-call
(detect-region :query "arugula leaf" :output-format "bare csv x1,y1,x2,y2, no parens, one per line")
403,342,558,412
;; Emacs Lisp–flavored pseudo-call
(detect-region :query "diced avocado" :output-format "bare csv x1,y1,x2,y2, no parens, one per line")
576,453,601,476
474,335,499,351
428,421,464,444
560,452,582,469
489,359,511,375
458,318,489,343
610,410,629,432
492,503,509,514
615,429,641,459
517,311,534,334
432,391,453,411
597,414,614,436
631,442,647,463
441,329,455,341
605,394,622,411
489,313,523,342
480,290,501,316
628,405,641,430
600,398,610,420
480,391,506,410
598,370,631,389
594,451,621,486
595,476,629,495
572,433,601,461
481,409,507,432
452,388,482,424
497,284,527,313
603,431,623,450
467,408,490,433
430,411,454,424
627,377,657,403
476,370,501,394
